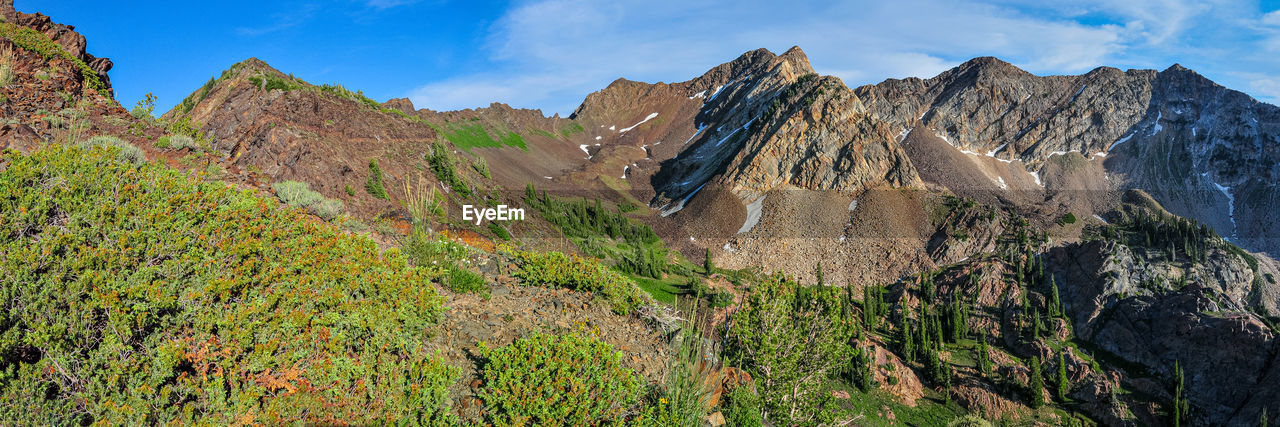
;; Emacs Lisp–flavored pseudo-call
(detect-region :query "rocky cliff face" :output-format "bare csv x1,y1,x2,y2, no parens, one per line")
1,0,114,96
0,1,161,154
1047,236,1279,425
853,58,1280,256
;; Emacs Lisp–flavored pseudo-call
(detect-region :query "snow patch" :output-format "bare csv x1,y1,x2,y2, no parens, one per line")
660,183,708,217
1069,85,1086,103
689,90,707,99
707,84,727,101
1208,177,1238,239
848,200,858,211
579,144,591,156
738,196,766,234
1093,214,1107,224
1029,170,1043,187
1108,133,1132,151
1149,111,1163,136
619,112,658,133
986,142,1009,157
595,135,602,140
715,128,741,147
543,176,553,180
683,125,706,145
621,166,629,179
994,176,1008,190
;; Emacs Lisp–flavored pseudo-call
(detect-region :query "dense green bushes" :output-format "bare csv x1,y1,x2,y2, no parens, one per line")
509,250,650,314
478,332,641,426
525,189,668,278
725,274,855,425
0,146,453,424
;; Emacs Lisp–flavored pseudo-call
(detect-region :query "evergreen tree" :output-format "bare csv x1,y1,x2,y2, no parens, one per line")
1028,356,1045,409
1057,352,1069,401
815,262,824,287
900,313,916,364
1173,361,1189,427
704,248,714,276
1032,309,1044,342
977,330,991,376
1050,278,1063,318
1261,407,1268,427
848,346,876,392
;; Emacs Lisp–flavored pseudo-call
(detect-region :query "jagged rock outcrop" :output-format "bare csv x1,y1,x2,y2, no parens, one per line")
852,57,1279,256
0,1,160,154
1048,239,1280,425
1,0,113,95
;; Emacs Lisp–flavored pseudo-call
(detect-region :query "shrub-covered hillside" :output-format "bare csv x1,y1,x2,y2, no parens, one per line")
0,147,453,424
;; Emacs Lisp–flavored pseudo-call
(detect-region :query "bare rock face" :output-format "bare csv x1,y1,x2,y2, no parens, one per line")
852,57,1280,256
1047,240,1280,425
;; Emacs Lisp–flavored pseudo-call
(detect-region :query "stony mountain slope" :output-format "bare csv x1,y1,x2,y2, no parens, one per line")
856,58,1280,256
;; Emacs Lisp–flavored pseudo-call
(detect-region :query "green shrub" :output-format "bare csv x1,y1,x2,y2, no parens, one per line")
168,134,198,150
0,63,13,87
272,180,344,220
76,135,144,164
478,332,641,426
722,386,764,427
443,266,488,294
365,158,389,199
510,250,650,314
154,135,172,148
488,222,511,240
246,74,298,92
0,147,454,424
272,180,319,205
472,156,492,179
310,198,344,221
1058,212,1078,225
724,274,856,425
404,231,471,267
426,142,470,196
345,184,356,196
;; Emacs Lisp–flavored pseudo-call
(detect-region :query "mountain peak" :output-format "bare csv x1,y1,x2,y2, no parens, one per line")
955,56,1028,76
779,45,812,70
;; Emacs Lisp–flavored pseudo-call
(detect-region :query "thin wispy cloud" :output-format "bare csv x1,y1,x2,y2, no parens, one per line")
235,4,320,37
366,0,420,9
407,0,1280,114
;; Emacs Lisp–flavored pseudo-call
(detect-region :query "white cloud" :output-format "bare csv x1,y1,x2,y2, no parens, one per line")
405,0,1280,113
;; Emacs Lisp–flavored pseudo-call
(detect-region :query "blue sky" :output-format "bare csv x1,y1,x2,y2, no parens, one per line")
20,0,1280,116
